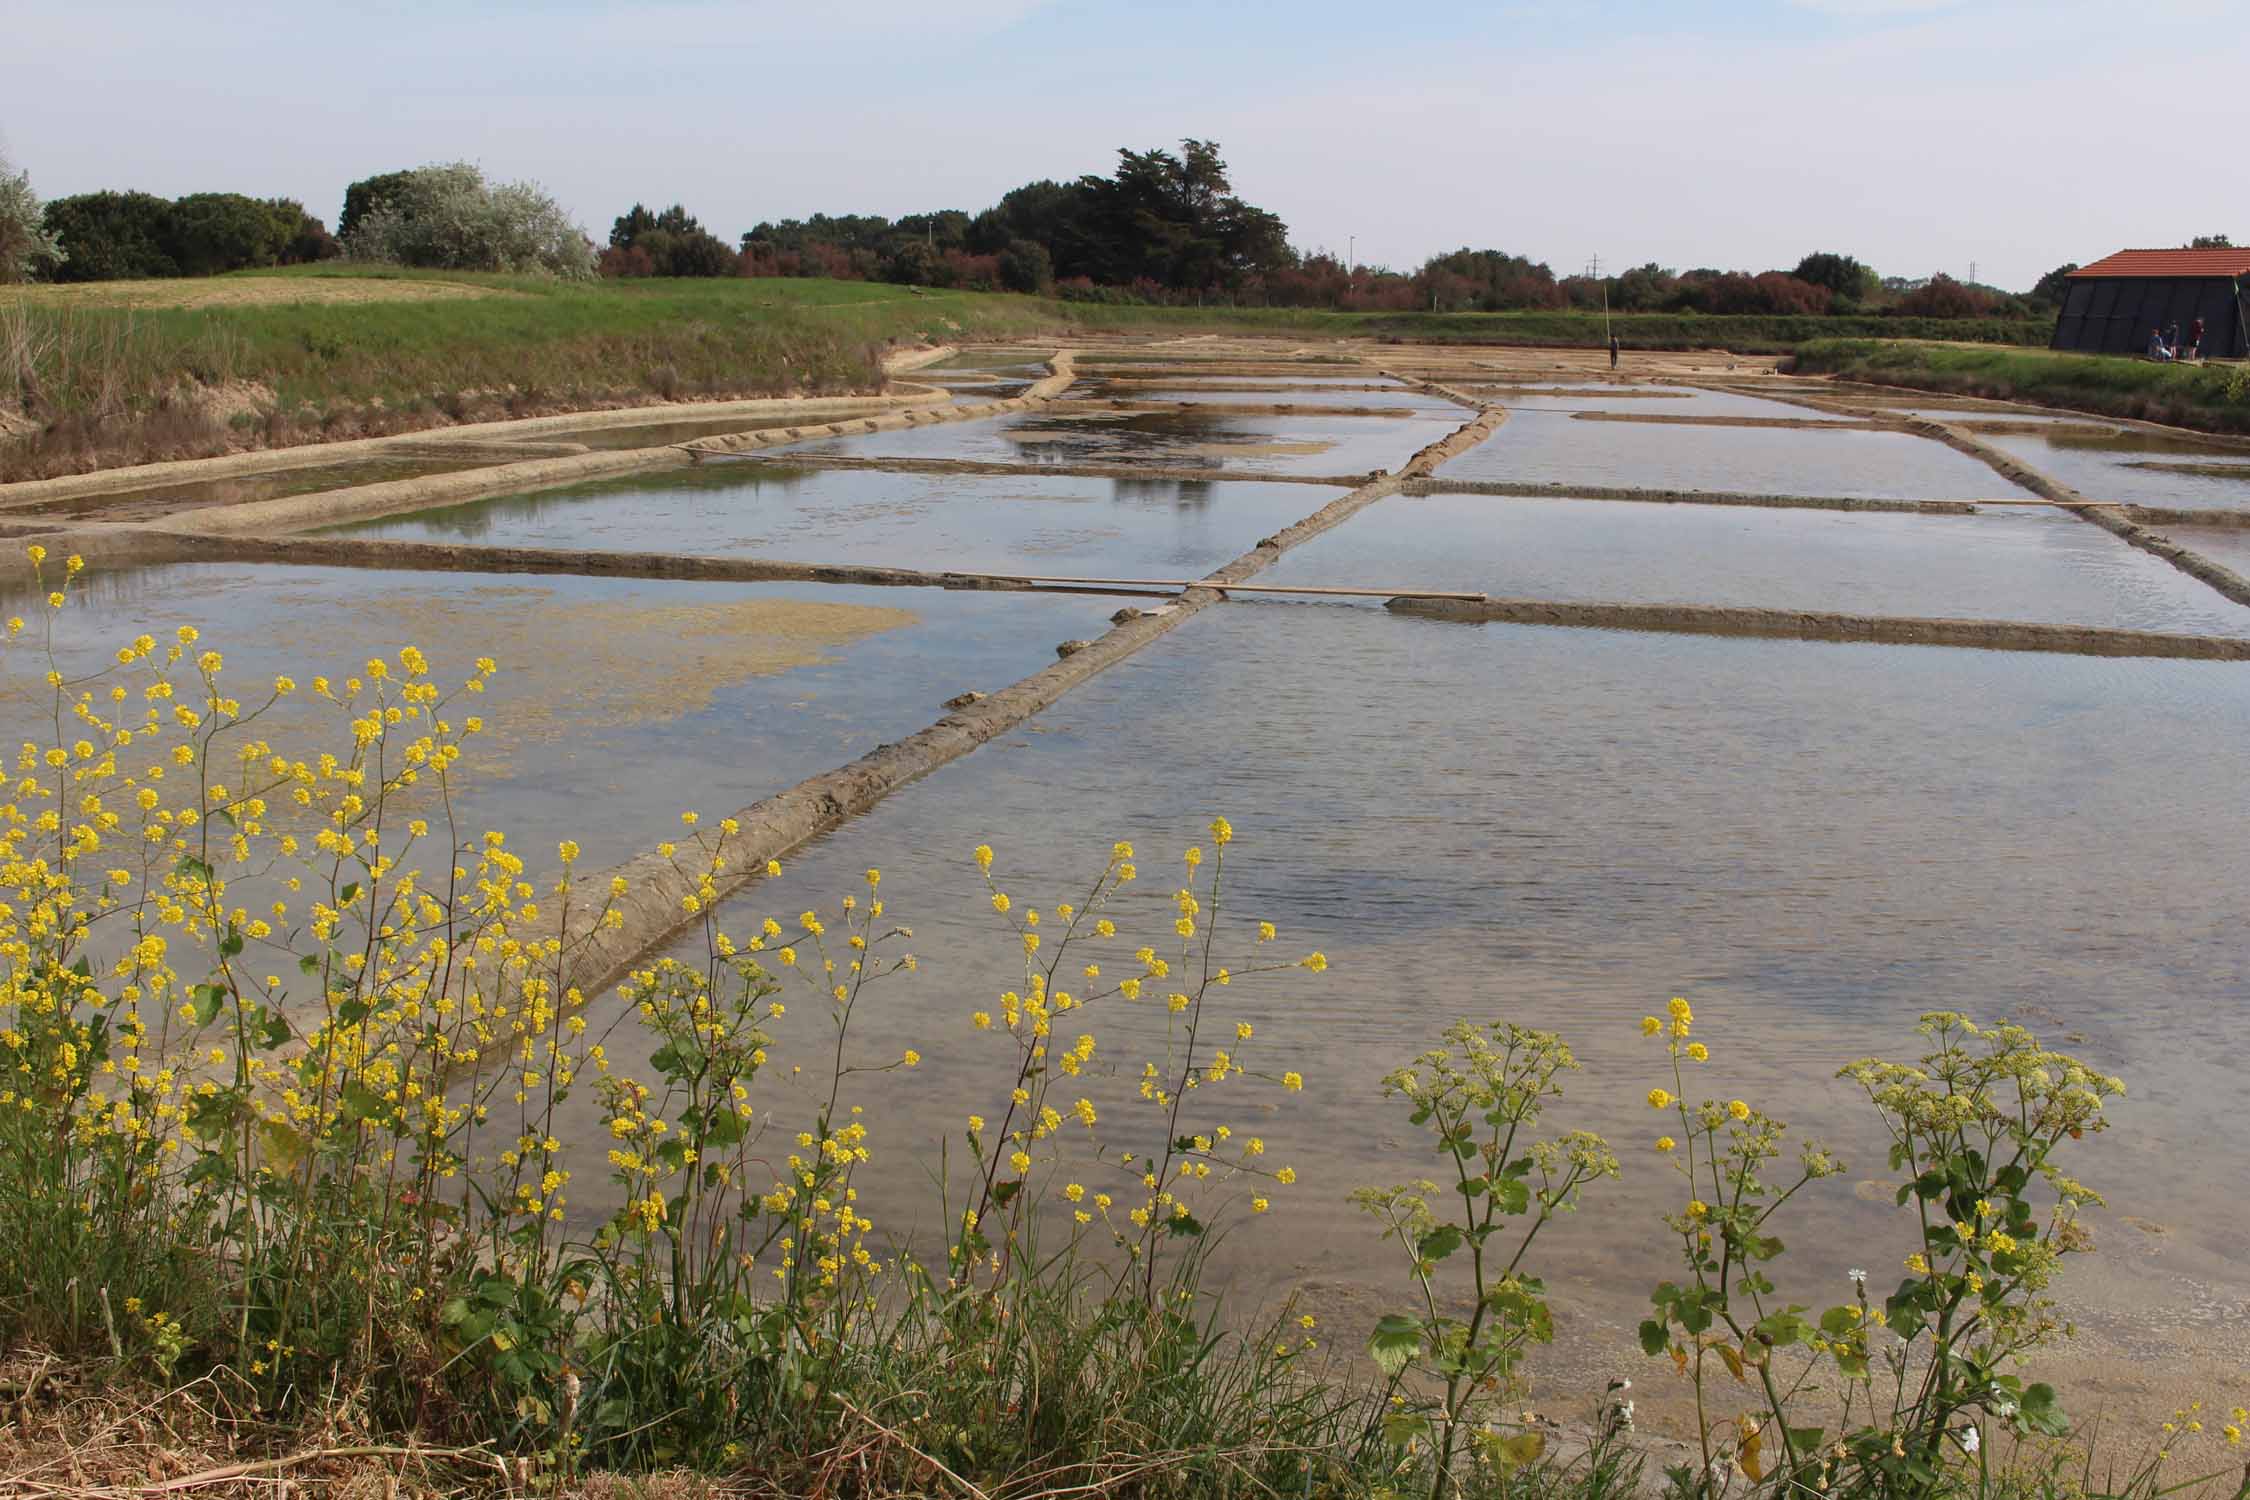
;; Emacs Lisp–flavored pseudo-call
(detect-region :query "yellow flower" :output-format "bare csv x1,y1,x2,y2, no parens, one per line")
992,892,1010,914
1688,1200,1709,1218
765,859,781,877
975,844,994,870
1640,1016,1662,1037
1686,1042,1709,1062
1727,1099,1750,1120
1251,1197,1270,1213
1647,1088,1673,1110
968,1115,985,1133
971,1010,991,1030
1065,1183,1085,1202
1655,1136,1676,1153
1209,816,1233,845
1281,1072,1303,1092
1275,1166,1297,1185
1906,1252,1930,1274
901,1050,920,1067
1302,951,1327,972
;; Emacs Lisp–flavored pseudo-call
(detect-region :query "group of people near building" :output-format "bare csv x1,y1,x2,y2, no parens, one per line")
2147,317,2204,361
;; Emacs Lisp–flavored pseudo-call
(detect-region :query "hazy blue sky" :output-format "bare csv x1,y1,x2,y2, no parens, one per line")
5,0,2240,290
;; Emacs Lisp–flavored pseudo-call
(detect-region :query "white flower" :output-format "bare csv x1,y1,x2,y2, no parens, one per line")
1960,1426,1981,1455
1848,1267,1868,1287
1994,1400,2018,1419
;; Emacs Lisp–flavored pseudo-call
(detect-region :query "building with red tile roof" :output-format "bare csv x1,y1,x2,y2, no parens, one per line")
2053,248,2250,357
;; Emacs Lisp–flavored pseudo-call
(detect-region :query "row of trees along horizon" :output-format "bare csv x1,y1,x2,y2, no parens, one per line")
9,141,2231,316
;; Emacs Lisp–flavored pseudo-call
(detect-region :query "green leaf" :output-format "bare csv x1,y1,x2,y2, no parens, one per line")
1638,1318,1670,1357
1369,1314,1424,1376
1787,1427,1826,1455
2018,1383,2070,1436
1416,1225,1463,1263
339,881,361,905
1492,1177,1530,1214
1381,1410,1431,1446
990,1179,1021,1206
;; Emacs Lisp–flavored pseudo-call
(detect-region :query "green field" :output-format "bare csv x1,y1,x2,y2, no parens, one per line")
1794,338,2250,436
1,266,2057,480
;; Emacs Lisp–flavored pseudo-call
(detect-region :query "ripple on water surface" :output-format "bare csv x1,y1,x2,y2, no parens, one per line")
334,466,1348,579
1987,431,2250,510
0,562,1123,868
584,604,2250,1410
1441,416,2034,500
1258,491,2250,636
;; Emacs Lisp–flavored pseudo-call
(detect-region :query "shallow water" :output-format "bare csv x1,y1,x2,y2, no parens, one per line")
774,407,1459,477
544,414,812,450
335,465,1345,579
1477,386,1829,420
586,603,2250,1418
2161,524,2250,579
1081,384,1462,414
1257,491,2250,636
8,456,487,521
0,562,1122,869
1988,432,2250,511
1442,417,2037,500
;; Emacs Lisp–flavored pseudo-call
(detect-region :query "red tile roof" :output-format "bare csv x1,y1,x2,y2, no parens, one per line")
2070,248,2250,279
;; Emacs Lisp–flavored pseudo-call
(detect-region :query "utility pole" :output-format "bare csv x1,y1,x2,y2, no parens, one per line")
1968,259,1978,288
1587,256,1609,344
1348,236,1356,278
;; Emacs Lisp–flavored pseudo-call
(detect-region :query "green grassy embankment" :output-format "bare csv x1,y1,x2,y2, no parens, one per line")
1794,338,2250,436
0,265,2055,480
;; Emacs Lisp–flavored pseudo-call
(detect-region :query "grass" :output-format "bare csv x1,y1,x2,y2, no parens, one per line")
3,267,2056,480
1793,339,2250,436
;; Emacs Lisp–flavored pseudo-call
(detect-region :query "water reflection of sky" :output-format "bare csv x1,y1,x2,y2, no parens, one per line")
612,601,2250,1422
334,466,1347,579
1443,418,2037,500
1260,491,2250,637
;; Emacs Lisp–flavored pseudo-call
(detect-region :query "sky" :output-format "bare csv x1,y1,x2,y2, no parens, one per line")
5,0,2244,292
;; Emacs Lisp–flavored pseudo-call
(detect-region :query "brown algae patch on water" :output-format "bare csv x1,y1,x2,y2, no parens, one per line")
1178,440,1337,458
304,587,920,733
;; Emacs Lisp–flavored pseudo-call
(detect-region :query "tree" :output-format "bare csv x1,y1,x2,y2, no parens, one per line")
2027,263,2079,307
41,191,177,281
0,148,64,283
2189,234,2234,249
338,170,417,243
998,238,1052,294
606,203,734,276
1790,251,1876,306
1890,273,1994,319
343,163,593,277
162,193,293,276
